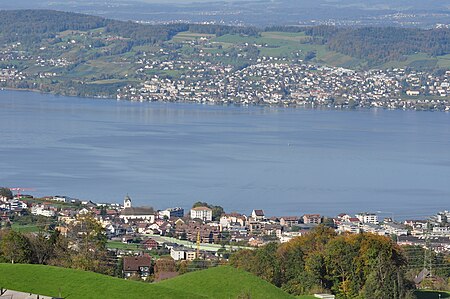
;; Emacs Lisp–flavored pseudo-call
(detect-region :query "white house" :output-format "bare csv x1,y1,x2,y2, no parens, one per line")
251,209,265,221
190,207,212,222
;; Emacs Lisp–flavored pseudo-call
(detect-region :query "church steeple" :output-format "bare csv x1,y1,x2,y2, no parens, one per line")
124,194,132,208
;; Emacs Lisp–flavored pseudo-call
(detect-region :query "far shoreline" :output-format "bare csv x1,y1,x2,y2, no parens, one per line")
1,86,448,113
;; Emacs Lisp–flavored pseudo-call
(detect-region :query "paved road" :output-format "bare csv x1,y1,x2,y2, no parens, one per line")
0,290,53,299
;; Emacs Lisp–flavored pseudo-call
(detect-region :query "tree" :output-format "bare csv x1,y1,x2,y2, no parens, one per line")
28,232,53,264
0,187,13,199
66,214,111,274
230,226,412,298
0,230,31,264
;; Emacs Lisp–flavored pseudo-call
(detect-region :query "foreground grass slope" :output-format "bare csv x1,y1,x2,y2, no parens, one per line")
0,263,200,299
0,264,293,299
159,266,294,299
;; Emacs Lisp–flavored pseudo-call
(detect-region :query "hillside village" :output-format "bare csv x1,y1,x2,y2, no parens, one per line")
119,57,450,111
1,190,449,281
1,25,450,112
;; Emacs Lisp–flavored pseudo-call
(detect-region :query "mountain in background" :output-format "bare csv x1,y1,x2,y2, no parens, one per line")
0,0,449,27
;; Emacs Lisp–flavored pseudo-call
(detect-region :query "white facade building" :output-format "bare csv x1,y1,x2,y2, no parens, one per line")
190,207,213,222
356,212,379,224
31,205,55,217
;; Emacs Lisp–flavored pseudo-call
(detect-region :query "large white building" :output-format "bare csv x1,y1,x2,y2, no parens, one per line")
190,206,213,222
159,207,184,219
31,205,55,217
356,212,379,224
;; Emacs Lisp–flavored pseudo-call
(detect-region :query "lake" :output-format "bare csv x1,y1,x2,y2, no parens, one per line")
1,90,449,219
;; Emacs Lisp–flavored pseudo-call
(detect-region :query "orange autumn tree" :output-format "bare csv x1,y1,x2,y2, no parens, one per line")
230,226,413,299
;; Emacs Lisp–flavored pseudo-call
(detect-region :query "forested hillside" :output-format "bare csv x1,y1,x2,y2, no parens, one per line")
307,26,450,65
267,25,450,65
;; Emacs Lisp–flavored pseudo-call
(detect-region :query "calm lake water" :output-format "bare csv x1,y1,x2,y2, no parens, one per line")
1,90,449,219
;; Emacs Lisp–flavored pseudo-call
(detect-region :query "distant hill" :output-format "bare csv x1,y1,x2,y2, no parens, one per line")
0,9,449,100
0,0,449,27
0,264,294,299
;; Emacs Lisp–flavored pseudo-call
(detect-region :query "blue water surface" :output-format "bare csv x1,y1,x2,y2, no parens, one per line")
1,90,449,219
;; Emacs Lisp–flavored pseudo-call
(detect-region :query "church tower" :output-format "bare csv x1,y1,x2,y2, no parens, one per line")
124,195,132,208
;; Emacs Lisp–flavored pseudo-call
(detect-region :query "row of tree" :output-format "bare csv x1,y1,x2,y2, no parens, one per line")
0,214,115,275
230,226,415,298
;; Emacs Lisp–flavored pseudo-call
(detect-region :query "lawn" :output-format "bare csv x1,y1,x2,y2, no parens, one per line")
11,224,42,233
159,266,295,299
0,264,294,299
106,240,144,251
261,31,310,42
172,31,215,41
0,263,201,299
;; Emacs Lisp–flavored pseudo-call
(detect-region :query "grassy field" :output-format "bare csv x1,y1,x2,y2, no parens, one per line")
106,240,144,251
158,266,295,299
0,263,193,299
173,32,215,41
11,224,42,233
415,290,450,299
0,264,294,299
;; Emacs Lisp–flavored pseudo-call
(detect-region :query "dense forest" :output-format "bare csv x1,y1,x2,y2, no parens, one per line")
268,25,450,65
0,10,107,46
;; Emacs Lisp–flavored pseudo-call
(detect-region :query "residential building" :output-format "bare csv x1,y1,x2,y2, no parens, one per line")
433,226,450,235
159,207,184,219
251,209,265,221
190,206,212,222
280,216,299,227
141,238,159,250
170,247,197,261
303,214,322,224
356,212,379,224
123,255,152,280
382,223,409,236
219,213,246,229
31,205,55,217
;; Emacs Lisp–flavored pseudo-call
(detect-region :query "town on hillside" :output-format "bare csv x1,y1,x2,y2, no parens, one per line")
1,188,449,281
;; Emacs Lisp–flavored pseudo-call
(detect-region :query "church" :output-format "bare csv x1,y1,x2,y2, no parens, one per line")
119,195,156,224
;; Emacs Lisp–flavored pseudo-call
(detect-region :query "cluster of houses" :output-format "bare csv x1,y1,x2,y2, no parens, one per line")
1,29,450,111
0,67,26,83
335,211,450,252
1,191,450,279
117,46,450,111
